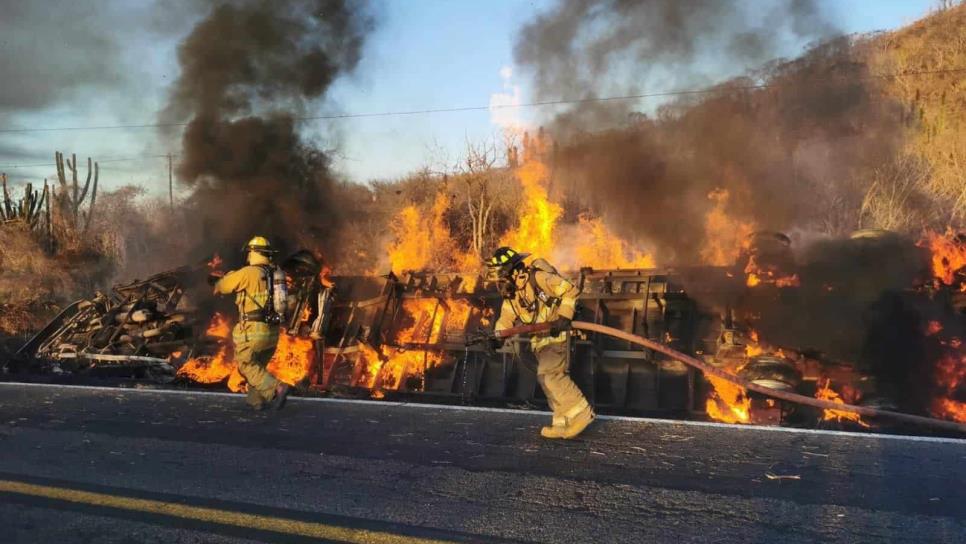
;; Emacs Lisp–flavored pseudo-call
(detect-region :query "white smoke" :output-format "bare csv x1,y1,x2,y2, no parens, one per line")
489,66,526,133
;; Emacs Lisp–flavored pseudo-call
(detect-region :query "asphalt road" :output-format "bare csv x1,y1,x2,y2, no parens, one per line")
0,382,963,543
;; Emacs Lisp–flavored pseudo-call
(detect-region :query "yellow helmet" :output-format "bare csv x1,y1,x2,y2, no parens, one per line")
486,246,529,281
487,246,529,269
244,235,277,254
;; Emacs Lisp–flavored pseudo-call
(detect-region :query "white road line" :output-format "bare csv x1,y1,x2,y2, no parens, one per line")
2,381,965,445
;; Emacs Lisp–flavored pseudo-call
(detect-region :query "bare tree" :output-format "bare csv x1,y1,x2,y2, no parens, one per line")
935,0,959,12
457,138,514,258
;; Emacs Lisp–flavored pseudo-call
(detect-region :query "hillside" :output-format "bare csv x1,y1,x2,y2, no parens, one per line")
871,3,966,226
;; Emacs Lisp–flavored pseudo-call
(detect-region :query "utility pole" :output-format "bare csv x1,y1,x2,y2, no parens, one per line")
167,153,173,211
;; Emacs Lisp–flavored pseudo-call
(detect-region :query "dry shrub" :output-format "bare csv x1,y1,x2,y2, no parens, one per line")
0,226,90,334
86,185,188,281
859,154,936,231
0,183,184,335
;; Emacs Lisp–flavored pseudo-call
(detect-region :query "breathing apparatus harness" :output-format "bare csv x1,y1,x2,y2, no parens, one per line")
488,247,562,326
240,264,287,325
238,236,288,326
511,261,565,325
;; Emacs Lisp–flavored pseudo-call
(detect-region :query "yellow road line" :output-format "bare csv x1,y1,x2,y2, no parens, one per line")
0,479,454,544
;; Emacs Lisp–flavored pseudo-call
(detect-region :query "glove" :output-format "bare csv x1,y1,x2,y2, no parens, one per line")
206,271,224,286
488,336,505,352
548,317,572,336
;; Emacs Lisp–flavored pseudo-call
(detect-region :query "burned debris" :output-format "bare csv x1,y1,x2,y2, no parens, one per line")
16,267,202,379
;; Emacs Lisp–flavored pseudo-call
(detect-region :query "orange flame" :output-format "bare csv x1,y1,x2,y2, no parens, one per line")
177,345,238,387
706,373,752,424
921,229,966,286
178,314,316,391
700,188,756,266
461,274,479,293
267,332,316,386
744,255,800,288
745,340,764,358
930,336,966,423
227,368,247,392
501,135,560,259
932,398,966,423
573,215,655,269
387,193,480,273
205,312,231,339
934,347,964,392
320,264,335,288
743,330,788,359
358,297,474,395
383,131,654,274
388,203,434,272
815,378,870,427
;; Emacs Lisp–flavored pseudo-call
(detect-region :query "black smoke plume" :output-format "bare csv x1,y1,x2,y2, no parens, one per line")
516,0,836,131
515,0,910,262
163,0,372,259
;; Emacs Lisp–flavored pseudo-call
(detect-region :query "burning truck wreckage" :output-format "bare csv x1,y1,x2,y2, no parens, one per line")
3,0,966,440
10,219,966,436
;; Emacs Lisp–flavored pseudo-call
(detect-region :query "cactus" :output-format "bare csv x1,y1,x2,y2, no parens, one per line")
0,173,49,229
54,151,99,232
0,173,10,220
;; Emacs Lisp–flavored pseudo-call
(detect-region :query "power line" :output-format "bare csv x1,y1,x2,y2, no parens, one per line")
0,155,173,170
0,122,189,134
0,66,963,134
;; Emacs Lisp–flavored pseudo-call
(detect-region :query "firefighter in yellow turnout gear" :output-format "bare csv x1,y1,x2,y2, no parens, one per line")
212,236,290,411
488,247,596,439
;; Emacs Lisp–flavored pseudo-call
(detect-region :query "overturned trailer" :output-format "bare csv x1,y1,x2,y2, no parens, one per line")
5,262,899,421
314,267,730,417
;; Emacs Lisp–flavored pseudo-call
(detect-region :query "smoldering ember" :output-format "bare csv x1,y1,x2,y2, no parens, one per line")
0,2,964,543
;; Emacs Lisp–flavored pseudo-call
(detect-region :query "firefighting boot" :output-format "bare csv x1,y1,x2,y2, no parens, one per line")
269,383,290,411
540,416,568,439
561,402,595,439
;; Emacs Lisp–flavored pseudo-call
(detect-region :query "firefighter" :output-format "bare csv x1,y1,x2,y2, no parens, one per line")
212,236,289,411
487,246,595,439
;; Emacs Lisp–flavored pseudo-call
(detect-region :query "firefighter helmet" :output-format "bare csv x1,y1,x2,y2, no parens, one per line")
487,246,529,271
244,235,277,254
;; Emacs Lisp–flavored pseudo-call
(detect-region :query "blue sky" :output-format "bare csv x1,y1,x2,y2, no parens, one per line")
0,0,936,194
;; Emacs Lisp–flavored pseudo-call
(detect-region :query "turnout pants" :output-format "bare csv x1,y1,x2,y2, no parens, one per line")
534,340,590,425
232,321,280,408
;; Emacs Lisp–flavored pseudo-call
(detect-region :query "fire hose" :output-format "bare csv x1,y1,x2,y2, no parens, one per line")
481,321,966,435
